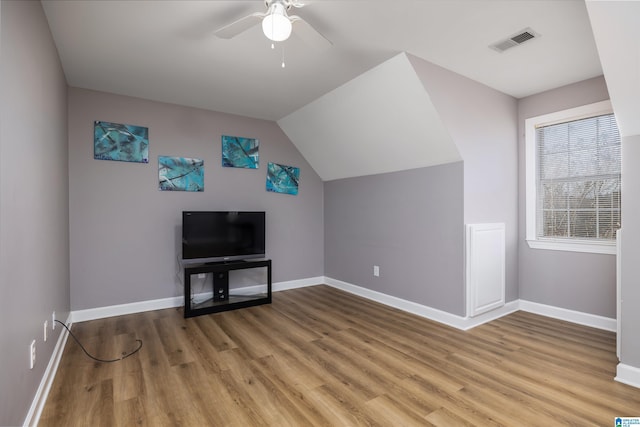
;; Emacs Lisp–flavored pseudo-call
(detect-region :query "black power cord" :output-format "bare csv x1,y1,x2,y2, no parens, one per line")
54,319,143,363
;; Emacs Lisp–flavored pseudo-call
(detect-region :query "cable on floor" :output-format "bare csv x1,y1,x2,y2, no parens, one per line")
54,319,143,363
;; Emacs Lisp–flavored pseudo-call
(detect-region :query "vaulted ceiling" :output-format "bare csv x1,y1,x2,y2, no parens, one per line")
41,1,617,181
42,1,602,121
278,52,464,181
586,1,640,139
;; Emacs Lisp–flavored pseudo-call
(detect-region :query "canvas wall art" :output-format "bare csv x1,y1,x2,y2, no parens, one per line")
94,120,149,163
158,156,204,192
222,135,259,169
266,162,299,195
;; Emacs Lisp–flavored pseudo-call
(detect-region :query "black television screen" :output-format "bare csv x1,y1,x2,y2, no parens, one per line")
182,211,265,264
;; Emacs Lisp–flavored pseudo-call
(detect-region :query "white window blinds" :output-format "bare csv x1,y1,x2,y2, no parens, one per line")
535,113,621,241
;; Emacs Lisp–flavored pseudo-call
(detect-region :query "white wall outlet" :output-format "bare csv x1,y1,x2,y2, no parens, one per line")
44,320,48,342
197,273,206,279
373,265,380,277
52,311,56,330
30,340,36,369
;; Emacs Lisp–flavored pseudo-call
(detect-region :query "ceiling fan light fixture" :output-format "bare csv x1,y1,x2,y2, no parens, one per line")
262,2,292,42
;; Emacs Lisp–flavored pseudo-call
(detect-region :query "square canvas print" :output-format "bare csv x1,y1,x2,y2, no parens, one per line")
266,162,299,195
94,120,149,163
159,156,204,192
222,135,259,169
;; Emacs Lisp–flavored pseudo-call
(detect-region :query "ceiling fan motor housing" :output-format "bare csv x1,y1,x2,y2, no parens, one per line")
262,1,293,42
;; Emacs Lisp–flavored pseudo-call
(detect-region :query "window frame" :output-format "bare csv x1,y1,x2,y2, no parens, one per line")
525,100,618,255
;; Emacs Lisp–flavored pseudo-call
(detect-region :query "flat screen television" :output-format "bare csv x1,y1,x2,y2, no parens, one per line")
182,211,265,264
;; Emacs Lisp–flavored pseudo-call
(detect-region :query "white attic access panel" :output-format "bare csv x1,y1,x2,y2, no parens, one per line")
466,223,506,318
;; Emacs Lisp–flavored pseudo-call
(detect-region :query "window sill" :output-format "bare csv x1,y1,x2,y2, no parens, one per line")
526,239,616,255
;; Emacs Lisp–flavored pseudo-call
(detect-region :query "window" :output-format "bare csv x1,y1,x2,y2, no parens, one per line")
525,100,621,254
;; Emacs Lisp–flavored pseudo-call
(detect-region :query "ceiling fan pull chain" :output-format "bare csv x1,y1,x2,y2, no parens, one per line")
282,45,286,68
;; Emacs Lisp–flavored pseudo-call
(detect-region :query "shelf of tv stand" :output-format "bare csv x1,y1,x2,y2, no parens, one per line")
183,259,271,318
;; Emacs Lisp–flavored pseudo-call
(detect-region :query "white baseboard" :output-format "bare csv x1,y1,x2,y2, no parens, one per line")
323,278,615,333
325,277,469,329
519,300,616,332
273,276,324,291
71,277,322,323
69,279,617,332
464,300,521,330
616,363,640,388
228,276,323,296
71,295,183,323
324,277,519,331
23,313,72,427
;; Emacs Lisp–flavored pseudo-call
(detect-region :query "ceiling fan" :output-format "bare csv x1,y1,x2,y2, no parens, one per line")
215,0,332,49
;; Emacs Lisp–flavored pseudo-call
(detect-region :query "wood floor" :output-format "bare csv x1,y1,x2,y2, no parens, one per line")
40,285,640,426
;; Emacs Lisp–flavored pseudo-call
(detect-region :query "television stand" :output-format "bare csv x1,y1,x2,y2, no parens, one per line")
183,259,271,318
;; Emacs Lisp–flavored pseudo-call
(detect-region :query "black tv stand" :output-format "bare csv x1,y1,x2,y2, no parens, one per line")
183,259,271,318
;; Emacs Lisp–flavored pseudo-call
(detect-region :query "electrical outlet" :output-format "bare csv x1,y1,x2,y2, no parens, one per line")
30,340,36,369
373,265,380,277
44,320,48,342
52,311,56,330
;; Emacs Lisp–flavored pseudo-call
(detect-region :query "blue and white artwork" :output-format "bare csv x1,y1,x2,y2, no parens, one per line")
159,156,204,192
94,120,149,163
266,162,299,196
222,135,259,169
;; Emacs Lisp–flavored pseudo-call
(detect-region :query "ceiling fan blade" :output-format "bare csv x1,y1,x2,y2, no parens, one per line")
289,15,332,50
215,12,265,39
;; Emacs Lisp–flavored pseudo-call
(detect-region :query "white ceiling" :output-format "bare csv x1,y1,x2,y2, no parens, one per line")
278,53,461,181
586,0,640,138
42,0,603,122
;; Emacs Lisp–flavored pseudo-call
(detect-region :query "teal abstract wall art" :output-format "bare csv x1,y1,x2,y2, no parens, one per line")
222,135,259,169
266,162,299,195
94,120,149,163
158,156,204,192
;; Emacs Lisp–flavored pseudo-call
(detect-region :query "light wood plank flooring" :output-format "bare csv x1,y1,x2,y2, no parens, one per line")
40,285,640,426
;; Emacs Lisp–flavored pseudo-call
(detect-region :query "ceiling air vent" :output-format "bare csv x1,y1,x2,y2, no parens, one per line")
490,27,540,53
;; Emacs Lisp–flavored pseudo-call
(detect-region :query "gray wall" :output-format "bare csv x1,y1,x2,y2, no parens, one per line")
324,163,465,315
408,55,519,305
324,57,519,317
68,88,324,311
0,1,70,426
620,134,640,367
517,76,616,317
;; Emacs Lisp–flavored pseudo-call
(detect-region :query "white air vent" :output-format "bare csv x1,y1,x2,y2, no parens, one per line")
490,27,540,53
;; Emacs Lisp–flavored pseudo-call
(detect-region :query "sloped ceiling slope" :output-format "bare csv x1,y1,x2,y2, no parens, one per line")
277,53,461,182
586,0,640,138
